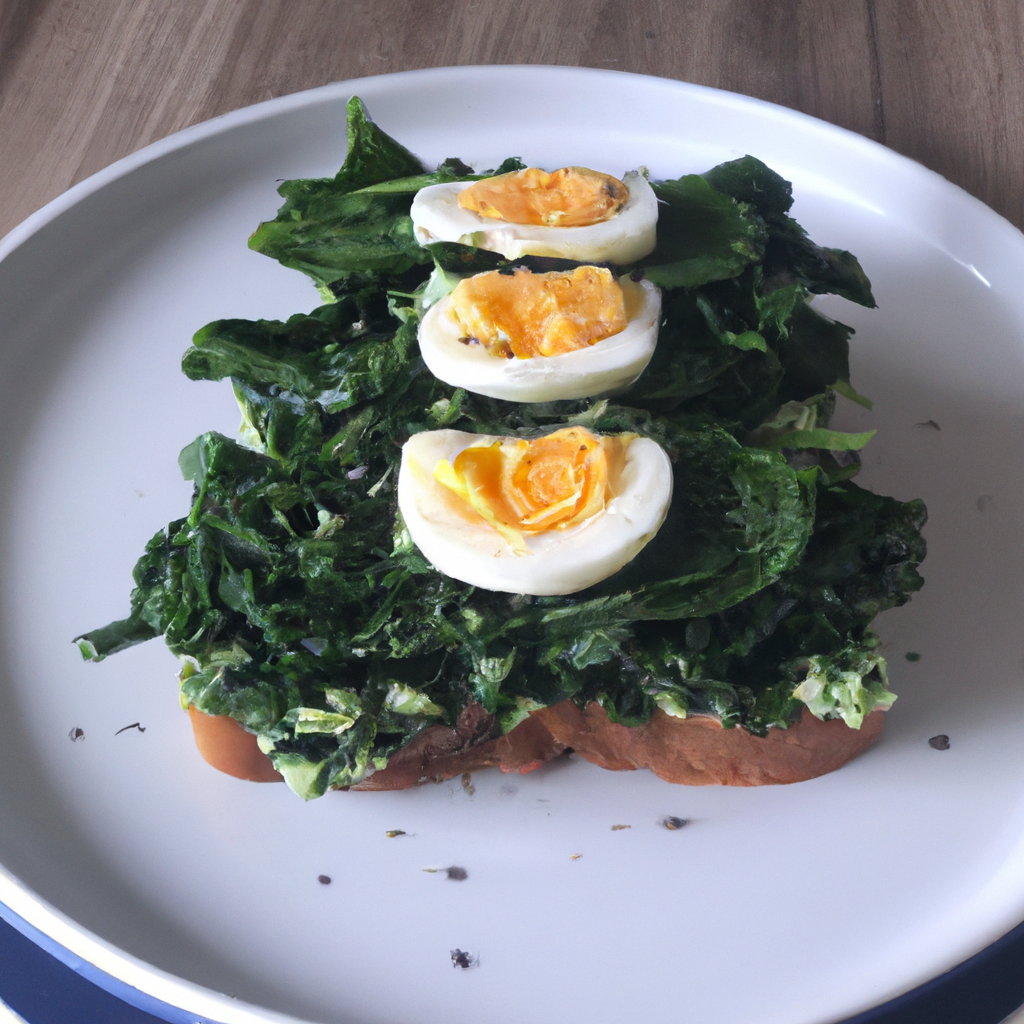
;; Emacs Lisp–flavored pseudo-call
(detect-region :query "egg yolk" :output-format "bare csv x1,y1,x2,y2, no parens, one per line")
433,427,632,552
458,167,629,227
448,266,628,359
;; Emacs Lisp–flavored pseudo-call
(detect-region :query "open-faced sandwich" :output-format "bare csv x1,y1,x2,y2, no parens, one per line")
76,99,926,799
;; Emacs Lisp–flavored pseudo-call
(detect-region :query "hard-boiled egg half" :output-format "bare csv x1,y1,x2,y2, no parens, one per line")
411,166,659,264
398,426,673,596
418,265,661,402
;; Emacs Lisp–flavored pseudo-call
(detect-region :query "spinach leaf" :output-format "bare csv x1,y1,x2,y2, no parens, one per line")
642,174,767,288
705,155,875,306
248,97,438,294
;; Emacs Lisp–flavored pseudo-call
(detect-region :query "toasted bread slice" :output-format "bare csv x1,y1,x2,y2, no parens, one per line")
189,699,884,790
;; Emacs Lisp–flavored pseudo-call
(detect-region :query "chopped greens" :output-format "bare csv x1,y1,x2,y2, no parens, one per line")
78,98,926,798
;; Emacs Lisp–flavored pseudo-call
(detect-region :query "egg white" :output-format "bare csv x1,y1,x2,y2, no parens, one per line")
418,274,660,403
398,429,673,596
410,170,659,264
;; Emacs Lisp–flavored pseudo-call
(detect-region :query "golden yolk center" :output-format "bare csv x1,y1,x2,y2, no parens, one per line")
458,167,628,227
433,427,632,551
448,266,628,359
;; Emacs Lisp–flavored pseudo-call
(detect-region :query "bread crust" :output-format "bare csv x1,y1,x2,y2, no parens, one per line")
188,705,283,782
188,699,885,790
186,702,568,790
350,702,567,791
532,701,886,786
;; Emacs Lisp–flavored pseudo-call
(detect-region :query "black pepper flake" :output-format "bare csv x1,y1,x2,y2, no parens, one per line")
451,948,479,969
661,816,690,830
115,722,146,735
445,866,468,881
905,651,922,662
929,735,950,751
915,420,941,431
318,874,332,885
68,727,84,742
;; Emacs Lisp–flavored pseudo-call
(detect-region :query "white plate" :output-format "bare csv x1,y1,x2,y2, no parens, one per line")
2,65,1024,1024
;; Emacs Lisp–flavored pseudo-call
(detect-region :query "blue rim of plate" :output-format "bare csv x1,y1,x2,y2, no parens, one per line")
0,901,218,1024
2,895,1024,1024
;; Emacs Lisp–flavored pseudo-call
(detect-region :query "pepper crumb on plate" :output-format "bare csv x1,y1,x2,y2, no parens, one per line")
450,949,479,969
661,816,690,830
929,735,950,750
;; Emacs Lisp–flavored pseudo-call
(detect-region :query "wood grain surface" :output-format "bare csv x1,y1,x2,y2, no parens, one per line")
1,0,1023,241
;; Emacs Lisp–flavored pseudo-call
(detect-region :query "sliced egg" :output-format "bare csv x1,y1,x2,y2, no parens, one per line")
398,426,673,596
418,267,661,402
411,167,659,264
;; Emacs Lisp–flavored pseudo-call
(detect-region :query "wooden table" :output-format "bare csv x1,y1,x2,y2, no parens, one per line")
1,3,1023,1023
2,0,1023,241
